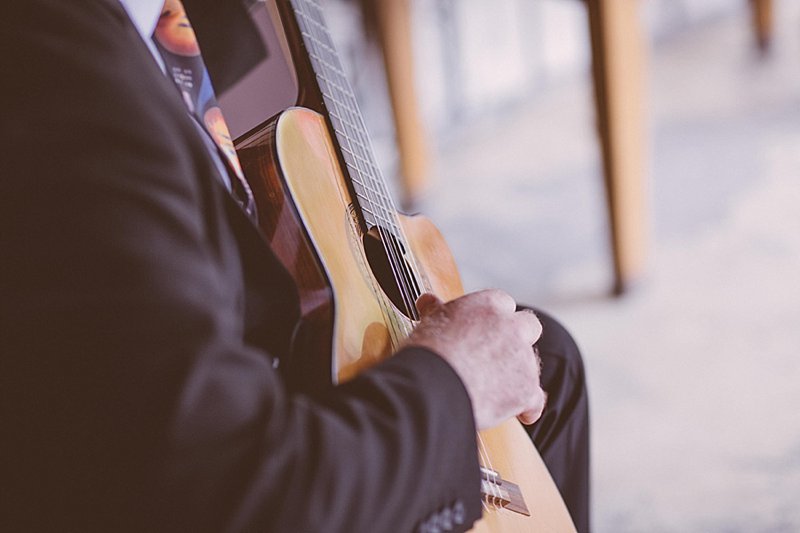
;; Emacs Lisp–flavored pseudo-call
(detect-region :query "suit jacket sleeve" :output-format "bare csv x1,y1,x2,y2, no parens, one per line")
0,2,481,532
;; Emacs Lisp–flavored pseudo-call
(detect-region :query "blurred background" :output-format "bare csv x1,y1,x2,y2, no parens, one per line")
228,0,800,530
321,0,800,530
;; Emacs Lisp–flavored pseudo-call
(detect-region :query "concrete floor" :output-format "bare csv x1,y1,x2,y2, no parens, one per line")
419,3,800,532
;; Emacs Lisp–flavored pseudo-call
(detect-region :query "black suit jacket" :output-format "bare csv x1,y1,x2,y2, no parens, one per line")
0,1,481,531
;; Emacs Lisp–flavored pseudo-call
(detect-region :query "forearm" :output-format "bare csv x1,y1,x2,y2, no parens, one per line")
155,346,481,533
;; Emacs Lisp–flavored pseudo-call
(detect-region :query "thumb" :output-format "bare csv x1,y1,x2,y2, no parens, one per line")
415,293,443,318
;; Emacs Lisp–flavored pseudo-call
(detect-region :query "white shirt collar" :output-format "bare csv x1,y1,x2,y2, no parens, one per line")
118,0,166,71
118,0,163,39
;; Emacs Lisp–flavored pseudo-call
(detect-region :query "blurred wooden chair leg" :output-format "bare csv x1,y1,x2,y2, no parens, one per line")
373,0,430,210
750,0,774,52
587,0,649,296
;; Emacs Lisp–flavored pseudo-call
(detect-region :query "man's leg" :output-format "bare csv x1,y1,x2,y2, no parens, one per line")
521,307,591,532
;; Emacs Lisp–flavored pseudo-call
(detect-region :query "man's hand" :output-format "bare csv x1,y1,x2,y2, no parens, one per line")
404,290,546,431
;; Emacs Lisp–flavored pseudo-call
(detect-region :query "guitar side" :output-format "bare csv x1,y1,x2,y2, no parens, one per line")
241,106,576,532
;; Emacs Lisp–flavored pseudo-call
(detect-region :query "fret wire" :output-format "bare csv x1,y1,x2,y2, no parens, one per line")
332,94,423,283
297,2,410,238
305,21,328,54
323,46,340,72
312,67,344,98
318,39,338,68
317,81,332,101
326,98,385,181
339,136,403,236
327,109,375,151
308,43,346,77
306,40,370,117
340,162,381,201
354,182,391,206
298,9,336,58
330,120,394,210
296,4,413,307
357,204,386,225
338,147,392,201
339,145,357,168
292,3,308,27
357,204,396,228
323,96,362,138
296,1,422,318
354,193,378,211
298,8,340,96
341,133,384,184
297,0,412,339
311,62,352,109
310,57,354,120
336,144,406,242
325,87,391,197
301,0,324,23
295,6,322,51
332,125,370,177
302,9,336,49
300,6,314,38
346,173,390,202
306,44,375,150
344,170,386,206
313,64,349,101
337,144,390,199
332,127,375,198
293,2,423,312
322,87,383,191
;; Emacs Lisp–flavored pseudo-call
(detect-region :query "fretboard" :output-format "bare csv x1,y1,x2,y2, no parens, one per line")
289,0,398,233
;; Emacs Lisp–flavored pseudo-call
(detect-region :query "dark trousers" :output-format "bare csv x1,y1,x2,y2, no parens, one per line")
521,308,591,533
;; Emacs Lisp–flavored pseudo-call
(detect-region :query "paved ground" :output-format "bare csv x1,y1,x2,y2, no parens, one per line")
420,3,800,531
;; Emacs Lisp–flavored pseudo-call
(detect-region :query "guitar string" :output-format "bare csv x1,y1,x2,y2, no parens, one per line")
328,79,423,321
300,1,418,348
329,83,425,316
318,60,420,320
294,3,508,514
294,5,406,347
477,433,503,511
297,0,424,317
295,2,420,322
318,69,412,334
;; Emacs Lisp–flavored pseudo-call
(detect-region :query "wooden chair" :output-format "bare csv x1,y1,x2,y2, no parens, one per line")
365,0,775,295
366,0,647,294
585,0,650,295
751,0,774,52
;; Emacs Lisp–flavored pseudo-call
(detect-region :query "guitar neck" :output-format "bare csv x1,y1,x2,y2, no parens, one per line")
277,0,397,233
275,0,428,320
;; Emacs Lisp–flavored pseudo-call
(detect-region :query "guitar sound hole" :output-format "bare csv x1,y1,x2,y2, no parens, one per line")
363,226,420,320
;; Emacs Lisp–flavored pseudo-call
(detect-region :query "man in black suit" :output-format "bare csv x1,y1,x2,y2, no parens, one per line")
0,1,589,531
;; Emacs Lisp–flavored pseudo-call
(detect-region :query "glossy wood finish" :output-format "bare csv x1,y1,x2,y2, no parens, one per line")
234,1,576,529
273,108,395,381
236,118,336,392
260,106,575,531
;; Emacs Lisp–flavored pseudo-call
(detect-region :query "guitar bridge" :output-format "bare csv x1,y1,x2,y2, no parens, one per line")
480,467,530,516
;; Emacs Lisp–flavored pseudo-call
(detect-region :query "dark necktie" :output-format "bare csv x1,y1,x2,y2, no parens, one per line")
152,0,257,220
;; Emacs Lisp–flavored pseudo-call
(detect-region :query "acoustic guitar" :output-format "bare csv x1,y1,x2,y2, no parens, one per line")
235,1,577,531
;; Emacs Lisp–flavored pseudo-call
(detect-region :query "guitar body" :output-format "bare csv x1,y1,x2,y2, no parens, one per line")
237,106,575,532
